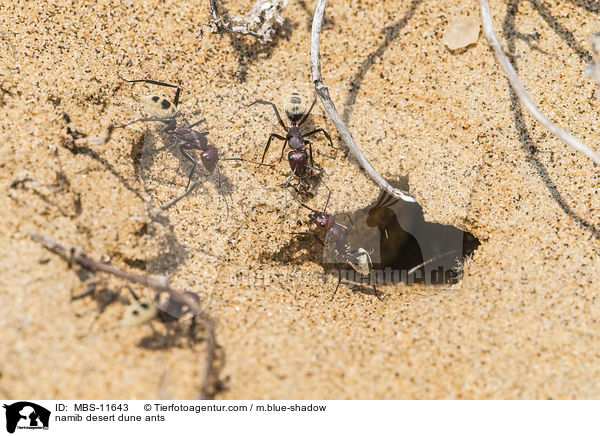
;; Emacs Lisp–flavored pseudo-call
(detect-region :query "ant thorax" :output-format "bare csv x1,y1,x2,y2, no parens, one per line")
288,126,304,149
284,91,307,123
140,95,177,119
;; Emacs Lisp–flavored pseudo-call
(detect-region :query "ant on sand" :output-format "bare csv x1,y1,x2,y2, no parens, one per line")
250,92,335,194
122,288,203,343
291,190,382,301
115,76,267,212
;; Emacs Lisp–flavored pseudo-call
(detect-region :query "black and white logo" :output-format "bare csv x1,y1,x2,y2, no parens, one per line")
2,402,50,434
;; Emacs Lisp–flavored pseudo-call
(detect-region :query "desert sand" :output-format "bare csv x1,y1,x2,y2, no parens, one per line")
1,0,600,399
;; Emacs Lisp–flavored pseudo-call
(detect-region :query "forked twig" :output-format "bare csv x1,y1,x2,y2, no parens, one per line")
480,0,600,165
310,0,417,202
31,233,219,400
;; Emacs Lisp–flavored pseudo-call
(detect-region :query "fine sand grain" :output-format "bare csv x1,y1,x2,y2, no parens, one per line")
1,0,600,399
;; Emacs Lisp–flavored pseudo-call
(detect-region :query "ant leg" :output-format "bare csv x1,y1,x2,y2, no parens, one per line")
331,271,342,301
261,133,286,165
338,212,355,228
292,231,325,246
372,282,383,301
298,97,317,126
155,140,181,152
114,117,175,129
307,141,314,168
161,181,200,210
118,75,182,107
179,144,198,191
303,128,335,150
278,137,289,162
249,100,287,131
216,164,230,221
188,118,206,129
283,172,295,207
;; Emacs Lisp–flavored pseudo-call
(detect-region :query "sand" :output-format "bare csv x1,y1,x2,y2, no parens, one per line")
1,0,600,399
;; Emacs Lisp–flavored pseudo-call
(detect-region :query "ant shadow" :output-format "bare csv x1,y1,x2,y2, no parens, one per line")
139,120,235,214
341,0,423,123
297,0,335,32
62,113,187,275
225,18,296,83
137,322,205,350
503,0,600,239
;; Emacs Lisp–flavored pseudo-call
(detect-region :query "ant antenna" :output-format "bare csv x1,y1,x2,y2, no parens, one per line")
220,157,273,167
215,164,230,222
117,74,182,107
126,287,141,302
322,189,331,214
287,187,319,213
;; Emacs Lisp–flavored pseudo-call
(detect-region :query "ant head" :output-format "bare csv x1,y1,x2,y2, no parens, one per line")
201,146,219,173
309,211,334,230
284,91,307,123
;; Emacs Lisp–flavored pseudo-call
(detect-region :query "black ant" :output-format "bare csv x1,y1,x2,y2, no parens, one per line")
250,92,335,193
291,190,382,301
115,76,268,212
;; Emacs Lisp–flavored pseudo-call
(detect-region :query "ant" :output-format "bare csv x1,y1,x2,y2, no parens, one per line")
115,76,268,212
122,288,203,342
250,91,335,194
291,190,382,301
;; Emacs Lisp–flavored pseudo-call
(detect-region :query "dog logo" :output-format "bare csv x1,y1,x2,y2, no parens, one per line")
3,402,50,433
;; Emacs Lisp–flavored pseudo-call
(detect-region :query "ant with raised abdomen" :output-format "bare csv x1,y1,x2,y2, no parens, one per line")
290,190,382,301
114,76,269,213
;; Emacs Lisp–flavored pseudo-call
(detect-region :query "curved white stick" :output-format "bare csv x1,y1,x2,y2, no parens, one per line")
480,0,600,165
310,0,417,202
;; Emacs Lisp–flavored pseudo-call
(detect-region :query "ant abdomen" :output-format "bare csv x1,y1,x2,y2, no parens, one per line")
140,95,177,119
284,91,307,122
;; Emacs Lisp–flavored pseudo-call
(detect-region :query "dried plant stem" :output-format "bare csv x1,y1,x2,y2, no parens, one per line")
31,233,218,400
207,0,287,43
480,0,600,165
310,0,416,202
209,0,262,39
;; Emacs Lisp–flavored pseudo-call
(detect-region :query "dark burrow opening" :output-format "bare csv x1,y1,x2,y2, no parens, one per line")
322,191,481,288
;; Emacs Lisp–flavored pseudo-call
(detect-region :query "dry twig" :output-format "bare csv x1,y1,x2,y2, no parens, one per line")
480,0,600,165
31,233,219,400
310,0,416,202
207,0,288,43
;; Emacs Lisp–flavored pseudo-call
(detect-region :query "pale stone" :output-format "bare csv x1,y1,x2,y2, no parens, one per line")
443,16,481,50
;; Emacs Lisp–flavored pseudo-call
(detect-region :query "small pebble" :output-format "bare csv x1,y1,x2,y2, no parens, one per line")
443,17,480,50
